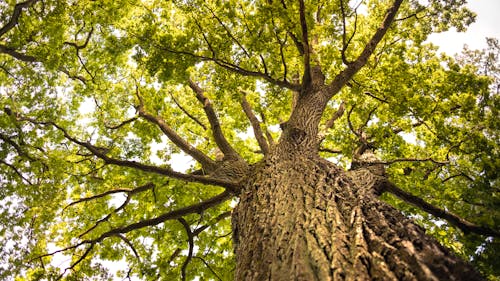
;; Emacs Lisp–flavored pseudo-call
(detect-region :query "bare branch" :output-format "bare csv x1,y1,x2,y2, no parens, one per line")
0,0,39,37
384,182,500,237
188,79,241,160
240,90,270,155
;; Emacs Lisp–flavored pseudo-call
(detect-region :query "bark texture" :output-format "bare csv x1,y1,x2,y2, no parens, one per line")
233,152,483,280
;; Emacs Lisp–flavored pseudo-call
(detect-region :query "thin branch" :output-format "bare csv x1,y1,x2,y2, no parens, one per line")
188,79,241,160
239,90,270,155
384,182,500,237
64,27,94,50
205,6,250,59
258,111,276,146
346,105,361,138
0,0,40,37
326,0,404,99
55,243,96,280
193,256,223,281
0,160,33,185
442,173,474,183
192,211,231,236
178,218,194,281
135,89,217,171
339,0,350,65
170,93,207,130
104,117,138,130
358,157,449,166
116,234,141,262
362,91,389,103
21,117,238,190
96,190,231,238
65,182,154,209
151,41,300,91
33,189,232,266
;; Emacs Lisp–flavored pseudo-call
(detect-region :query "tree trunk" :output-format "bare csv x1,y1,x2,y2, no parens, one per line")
232,151,483,280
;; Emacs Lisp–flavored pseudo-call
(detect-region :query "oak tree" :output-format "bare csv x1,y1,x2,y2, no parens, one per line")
0,0,498,280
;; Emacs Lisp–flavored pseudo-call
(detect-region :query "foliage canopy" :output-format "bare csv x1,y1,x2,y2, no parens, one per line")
0,0,498,280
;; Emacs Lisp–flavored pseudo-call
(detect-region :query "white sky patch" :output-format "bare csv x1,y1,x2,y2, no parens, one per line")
400,131,417,145
427,0,500,55
169,152,195,172
150,136,196,172
78,97,95,115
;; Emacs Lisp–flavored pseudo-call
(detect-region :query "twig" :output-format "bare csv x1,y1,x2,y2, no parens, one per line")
170,93,207,130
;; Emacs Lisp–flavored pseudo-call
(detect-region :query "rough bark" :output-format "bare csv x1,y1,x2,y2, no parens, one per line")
233,152,483,280
232,70,483,279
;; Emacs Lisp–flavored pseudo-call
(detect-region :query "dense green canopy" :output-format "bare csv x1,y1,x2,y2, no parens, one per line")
0,0,498,280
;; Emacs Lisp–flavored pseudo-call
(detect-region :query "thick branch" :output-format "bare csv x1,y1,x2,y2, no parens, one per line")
325,101,346,129
384,182,500,237
298,0,311,90
188,79,241,160
240,91,270,155
326,0,403,99
0,0,39,37
0,44,37,62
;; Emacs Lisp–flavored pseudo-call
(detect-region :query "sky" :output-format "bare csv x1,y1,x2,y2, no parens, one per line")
427,0,500,55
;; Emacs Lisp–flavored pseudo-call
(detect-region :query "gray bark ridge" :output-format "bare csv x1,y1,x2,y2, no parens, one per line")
233,152,483,281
